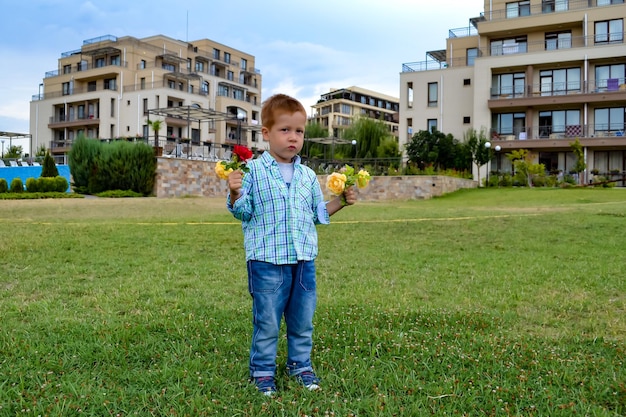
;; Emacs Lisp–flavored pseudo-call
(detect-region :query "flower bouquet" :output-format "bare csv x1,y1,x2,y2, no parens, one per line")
215,145,254,180
326,165,371,205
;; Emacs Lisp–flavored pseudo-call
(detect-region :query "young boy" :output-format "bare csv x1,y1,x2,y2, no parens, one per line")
227,94,356,396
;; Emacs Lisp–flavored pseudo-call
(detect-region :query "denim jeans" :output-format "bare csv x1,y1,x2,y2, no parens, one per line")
247,260,317,378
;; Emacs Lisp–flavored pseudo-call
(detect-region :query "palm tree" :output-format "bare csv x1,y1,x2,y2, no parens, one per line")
148,119,163,149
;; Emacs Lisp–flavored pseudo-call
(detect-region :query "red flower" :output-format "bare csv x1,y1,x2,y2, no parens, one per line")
233,145,253,163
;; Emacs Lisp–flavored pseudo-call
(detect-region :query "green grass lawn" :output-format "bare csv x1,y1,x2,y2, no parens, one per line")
1,188,624,416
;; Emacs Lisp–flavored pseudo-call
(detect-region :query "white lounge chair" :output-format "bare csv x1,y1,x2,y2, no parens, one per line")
9,160,19,167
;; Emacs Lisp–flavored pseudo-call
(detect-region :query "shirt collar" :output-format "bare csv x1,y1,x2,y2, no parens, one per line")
259,151,301,167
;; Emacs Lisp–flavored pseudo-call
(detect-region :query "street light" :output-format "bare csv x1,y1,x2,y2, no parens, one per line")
1,140,4,158
236,111,245,145
494,145,501,173
351,140,357,163
485,141,491,187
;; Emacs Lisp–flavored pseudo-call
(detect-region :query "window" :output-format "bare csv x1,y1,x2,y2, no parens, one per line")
78,105,85,119
227,71,234,81
163,63,175,71
598,0,624,5
595,107,625,132
195,61,204,72
427,119,437,133
110,99,115,117
542,0,568,12
202,81,209,95
427,82,438,107
241,58,247,70
187,58,192,70
407,82,413,108
95,57,105,68
88,81,96,92
595,19,624,44
538,110,580,137
62,82,71,95
492,112,526,136
143,124,149,138
545,31,572,50
506,1,530,18
168,80,175,89
104,78,116,90
140,77,146,90
110,55,120,66
224,52,231,64
463,116,471,124
595,64,625,91
63,64,71,74
341,104,351,114
540,68,581,95
213,49,220,60
140,59,146,69
218,84,229,97
491,36,527,55
143,98,148,114
491,73,525,97
467,48,478,66
463,78,471,86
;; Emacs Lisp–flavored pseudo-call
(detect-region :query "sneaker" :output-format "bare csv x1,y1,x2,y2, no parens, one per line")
253,376,276,396
294,371,320,391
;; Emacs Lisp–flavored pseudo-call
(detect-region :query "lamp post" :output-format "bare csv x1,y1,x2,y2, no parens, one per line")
485,141,492,187
236,111,245,145
495,145,501,173
351,140,357,165
1,140,4,158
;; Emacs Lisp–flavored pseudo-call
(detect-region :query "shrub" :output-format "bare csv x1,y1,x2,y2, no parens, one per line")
0,178,7,193
25,177,38,192
55,176,69,192
10,178,24,193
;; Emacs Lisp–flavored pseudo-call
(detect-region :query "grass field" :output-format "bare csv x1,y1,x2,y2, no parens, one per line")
0,188,625,416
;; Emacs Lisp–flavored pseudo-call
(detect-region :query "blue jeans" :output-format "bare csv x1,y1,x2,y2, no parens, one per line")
247,260,317,378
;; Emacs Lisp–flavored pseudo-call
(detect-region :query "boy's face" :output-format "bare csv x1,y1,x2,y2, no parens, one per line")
262,110,306,163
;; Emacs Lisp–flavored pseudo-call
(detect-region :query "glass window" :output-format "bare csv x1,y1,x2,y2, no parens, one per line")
427,119,437,133
428,82,438,107
539,68,581,95
241,58,247,70
213,49,220,60
467,48,478,66
491,36,527,56
110,55,120,66
595,64,625,90
546,31,572,50
595,19,624,43
595,108,626,132
491,73,525,97
506,1,530,18
224,52,231,64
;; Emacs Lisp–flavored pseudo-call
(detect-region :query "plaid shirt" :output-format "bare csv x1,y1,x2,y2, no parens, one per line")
227,152,329,264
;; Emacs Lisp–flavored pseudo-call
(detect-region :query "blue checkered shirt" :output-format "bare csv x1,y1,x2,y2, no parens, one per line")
227,152,330,264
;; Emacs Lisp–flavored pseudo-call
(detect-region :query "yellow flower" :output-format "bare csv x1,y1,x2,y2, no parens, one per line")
356,170,371,188
326,172,347,195
215,161,233,180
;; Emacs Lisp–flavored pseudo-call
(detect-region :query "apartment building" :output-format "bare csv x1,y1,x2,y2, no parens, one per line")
400,0,626,184
29,34,264,163
310,86,399,139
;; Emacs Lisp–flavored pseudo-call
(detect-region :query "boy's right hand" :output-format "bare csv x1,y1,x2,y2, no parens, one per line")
228,170,243,201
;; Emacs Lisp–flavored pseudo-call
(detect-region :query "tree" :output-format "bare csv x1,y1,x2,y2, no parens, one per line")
304,122,329,158
148,119,163,148
506,149,545,187
4,145,23,159
464,128,491,185
570,138,586,185
405,129,467,171
41,151,59,177
343,116,390,159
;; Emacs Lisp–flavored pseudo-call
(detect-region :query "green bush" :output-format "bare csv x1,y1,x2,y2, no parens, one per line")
0,178,7,193
69,137,155,196
10,178,24,193
55,176,69,192
25,177,38,192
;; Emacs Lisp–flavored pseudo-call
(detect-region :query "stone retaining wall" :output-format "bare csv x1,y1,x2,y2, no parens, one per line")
155,157,477,199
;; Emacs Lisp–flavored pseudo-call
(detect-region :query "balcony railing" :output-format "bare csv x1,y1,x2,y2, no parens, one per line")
481,0,624,22
490,77,626,98
491,123,626,141
45,61,128,78
402,32,624,72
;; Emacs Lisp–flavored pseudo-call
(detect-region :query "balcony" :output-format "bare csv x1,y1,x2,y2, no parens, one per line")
490,124,626,149
480,0,624,22
48,114,100,129
402,32,624,72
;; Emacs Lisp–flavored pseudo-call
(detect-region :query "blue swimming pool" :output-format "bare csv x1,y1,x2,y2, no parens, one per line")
0,165,72,192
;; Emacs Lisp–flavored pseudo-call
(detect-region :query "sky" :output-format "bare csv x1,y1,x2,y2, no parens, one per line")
0,0,484,145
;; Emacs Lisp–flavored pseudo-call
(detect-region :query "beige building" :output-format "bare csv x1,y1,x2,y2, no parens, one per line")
29,34,264,163
310,86,399,139
400,0,626,183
